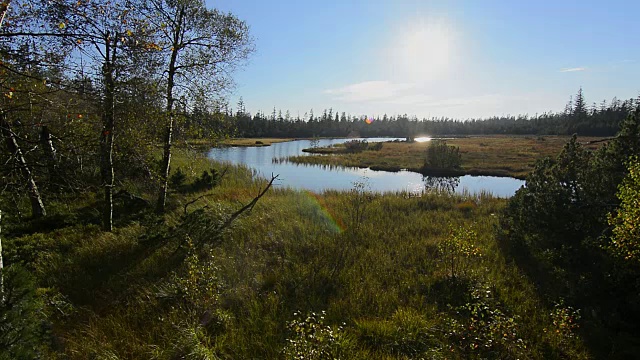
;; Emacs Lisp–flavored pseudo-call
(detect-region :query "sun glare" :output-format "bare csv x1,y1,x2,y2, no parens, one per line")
414,136,432,142
393,19,455,82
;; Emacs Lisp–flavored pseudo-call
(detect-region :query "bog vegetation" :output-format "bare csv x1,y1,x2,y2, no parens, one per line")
290,135,605,179
1,0,640,359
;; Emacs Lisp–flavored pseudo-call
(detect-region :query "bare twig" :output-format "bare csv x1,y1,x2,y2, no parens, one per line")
175,174,278,257
183,192,215,215
219,165,229,182
215,174,278,234
584,136,617,145
182,165,230,215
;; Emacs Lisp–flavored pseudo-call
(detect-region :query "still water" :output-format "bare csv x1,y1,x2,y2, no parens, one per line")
207,138,525,197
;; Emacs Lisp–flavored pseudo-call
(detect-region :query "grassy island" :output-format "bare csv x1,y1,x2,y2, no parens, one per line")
290,135,606,179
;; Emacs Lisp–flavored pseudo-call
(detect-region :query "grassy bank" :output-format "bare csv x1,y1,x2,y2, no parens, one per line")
175,137,295,150
222,137,295,147
291,135,606,178
2,149,591,359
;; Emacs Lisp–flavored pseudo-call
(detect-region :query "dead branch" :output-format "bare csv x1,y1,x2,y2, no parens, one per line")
172,174,279,258
184,192,216,215
182,165,230,215
216,174,278,233
584,136,617,145
219,165,229,182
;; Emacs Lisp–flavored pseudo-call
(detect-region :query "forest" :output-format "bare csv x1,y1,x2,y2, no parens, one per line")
1,0,640,359
232,89,637,139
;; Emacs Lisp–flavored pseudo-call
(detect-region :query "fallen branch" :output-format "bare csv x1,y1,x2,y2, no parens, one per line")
584,136,617,145
182,165,231,215
215,174,279,234
218,165,229,182
173,174,279,256
184,193,216,215
114,189,150,207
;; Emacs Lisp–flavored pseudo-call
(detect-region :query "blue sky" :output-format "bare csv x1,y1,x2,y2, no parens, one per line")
207,0,640,119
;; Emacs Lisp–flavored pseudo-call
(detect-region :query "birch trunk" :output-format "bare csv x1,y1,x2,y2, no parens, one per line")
156,6,184,213
1,115,46,218
100,32,116,232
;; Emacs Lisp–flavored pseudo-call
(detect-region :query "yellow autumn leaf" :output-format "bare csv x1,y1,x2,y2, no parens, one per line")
126,29,132,36
59,22,66,29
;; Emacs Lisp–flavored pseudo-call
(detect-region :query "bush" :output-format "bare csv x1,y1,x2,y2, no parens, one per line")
343,140,369,152
0,265,49,359
438,225,481,279
282,311,348,360
169,167,187,189
425,140,462,169
447,283,527,358
456,200,477,214
606,156,640,264
191,168,220,192
546,300,581,349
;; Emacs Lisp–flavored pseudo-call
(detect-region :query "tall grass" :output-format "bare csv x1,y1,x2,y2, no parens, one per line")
288,135,607,179
2,150,591,359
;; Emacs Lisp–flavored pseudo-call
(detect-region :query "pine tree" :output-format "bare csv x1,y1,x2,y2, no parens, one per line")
573,87,587,118
564,95,574,115
236,97,246,116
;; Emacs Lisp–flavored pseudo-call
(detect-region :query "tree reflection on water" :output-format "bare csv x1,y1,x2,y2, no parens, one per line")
423,176,460,194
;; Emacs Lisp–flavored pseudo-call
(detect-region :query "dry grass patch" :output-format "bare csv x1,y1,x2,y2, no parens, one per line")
291,136,608,178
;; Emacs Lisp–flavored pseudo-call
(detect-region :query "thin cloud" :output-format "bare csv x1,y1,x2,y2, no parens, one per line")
325,81,521,113
560,67,587,73
324,81,415,102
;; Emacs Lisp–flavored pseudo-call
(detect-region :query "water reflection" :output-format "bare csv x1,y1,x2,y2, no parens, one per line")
423,176,461,194
208,138,525,197
414,136,432,143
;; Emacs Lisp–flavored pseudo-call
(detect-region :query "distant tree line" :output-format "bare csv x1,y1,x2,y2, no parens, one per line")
225,89,637,138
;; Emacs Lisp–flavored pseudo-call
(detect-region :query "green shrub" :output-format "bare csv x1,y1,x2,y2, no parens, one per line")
425,140,462,169
606,156,640,264
170,167,187,189
447,283,527,358
282,311,349,360
190,168,220,192
546,300,581,350
0,265,49,359
438,225,481,279
456,200,477,215
343,140,369,152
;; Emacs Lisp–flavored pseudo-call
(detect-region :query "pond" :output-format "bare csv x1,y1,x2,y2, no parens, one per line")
207,138,525,197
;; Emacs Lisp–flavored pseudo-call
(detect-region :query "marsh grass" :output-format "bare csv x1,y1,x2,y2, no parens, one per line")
1,149,592,359
289,135,607,178
219,138,295,147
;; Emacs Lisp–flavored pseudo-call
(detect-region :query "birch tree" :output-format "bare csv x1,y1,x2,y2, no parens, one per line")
48,0,157,231
147,0,253,213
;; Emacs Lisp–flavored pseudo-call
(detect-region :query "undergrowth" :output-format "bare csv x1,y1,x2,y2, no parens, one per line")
0,150,590,359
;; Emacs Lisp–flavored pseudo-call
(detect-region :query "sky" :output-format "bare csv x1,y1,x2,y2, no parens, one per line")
206,0,640,120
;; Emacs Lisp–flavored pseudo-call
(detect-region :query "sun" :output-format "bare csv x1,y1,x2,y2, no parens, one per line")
392,18,456,82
